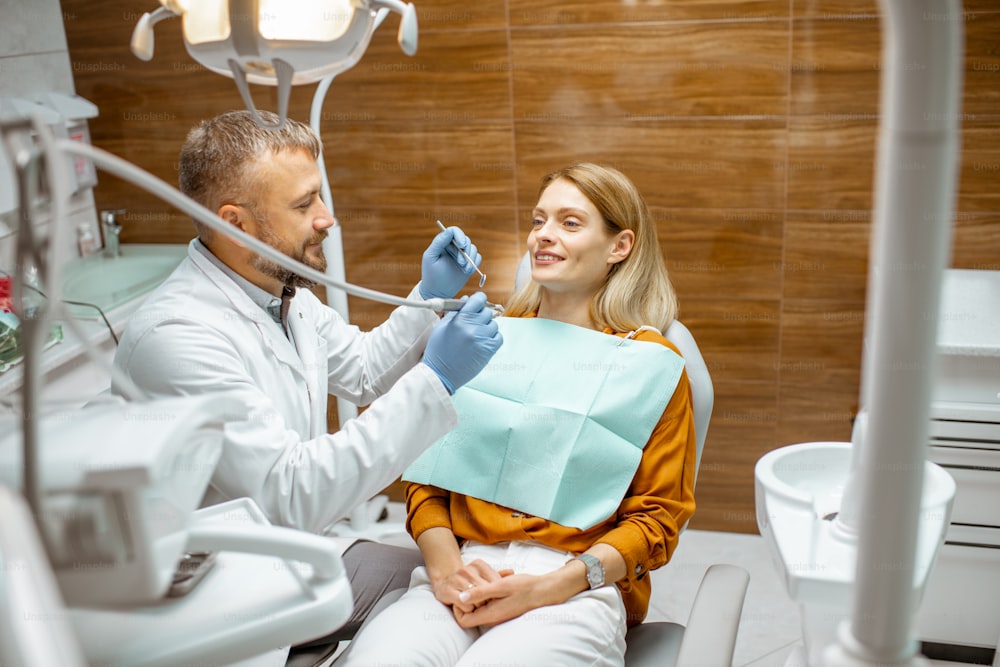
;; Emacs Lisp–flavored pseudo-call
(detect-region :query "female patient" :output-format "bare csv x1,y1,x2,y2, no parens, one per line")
342,163,697,666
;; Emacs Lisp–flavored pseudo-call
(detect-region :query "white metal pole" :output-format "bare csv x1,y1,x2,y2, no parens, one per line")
311,73,359,429
825,1,964,665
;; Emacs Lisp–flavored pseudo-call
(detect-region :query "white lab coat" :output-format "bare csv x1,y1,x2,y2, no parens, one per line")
112,241,457,542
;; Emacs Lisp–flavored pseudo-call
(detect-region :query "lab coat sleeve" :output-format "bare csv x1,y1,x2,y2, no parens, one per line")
113,317,458,534
315,285,441,405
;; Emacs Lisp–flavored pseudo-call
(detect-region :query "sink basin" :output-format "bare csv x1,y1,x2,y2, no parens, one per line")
61,244,188,318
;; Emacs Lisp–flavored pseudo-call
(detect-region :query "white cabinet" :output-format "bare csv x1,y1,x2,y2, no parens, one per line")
917,270,1000,657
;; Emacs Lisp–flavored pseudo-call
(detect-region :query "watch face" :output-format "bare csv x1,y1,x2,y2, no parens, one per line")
580,555,604,588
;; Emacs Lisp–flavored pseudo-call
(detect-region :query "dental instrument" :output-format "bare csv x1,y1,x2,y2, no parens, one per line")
437,297,504,316
437,219,487,288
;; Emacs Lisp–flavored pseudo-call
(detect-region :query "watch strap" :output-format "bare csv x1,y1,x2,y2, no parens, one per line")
575,553,605,589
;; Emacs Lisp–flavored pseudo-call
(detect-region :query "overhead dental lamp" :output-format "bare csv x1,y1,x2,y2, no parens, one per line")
130,0,418,129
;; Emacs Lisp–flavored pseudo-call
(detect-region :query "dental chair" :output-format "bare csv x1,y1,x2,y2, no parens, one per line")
623,316,749,667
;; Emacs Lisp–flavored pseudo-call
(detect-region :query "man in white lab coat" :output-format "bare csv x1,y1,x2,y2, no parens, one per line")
111,110,502,653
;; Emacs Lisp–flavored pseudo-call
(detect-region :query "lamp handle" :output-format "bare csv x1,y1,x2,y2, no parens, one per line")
226,58,294,131
370,0,418,55
129,6,179,61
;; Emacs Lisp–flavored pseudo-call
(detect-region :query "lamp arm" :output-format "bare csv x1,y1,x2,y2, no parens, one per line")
129,6,179,61
227,58,293,131
368,0,418,55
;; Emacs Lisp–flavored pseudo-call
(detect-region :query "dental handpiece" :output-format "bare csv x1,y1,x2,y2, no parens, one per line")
436,220,487,288
434,298,505,317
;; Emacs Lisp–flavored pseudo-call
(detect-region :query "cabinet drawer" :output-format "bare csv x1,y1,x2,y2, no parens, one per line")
918,527,1000,648
928,446,1000,527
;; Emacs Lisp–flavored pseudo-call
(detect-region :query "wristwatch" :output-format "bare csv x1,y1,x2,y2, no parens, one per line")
575,553,605,589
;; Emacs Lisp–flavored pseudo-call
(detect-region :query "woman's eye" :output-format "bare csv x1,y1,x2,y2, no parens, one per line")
564,219,581,228
531,218,544,227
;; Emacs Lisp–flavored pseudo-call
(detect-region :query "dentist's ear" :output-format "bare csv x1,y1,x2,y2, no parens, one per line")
218,204,249,248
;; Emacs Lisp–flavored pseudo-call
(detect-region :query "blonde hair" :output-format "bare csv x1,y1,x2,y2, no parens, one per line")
179,109,321,240
505,163,678,332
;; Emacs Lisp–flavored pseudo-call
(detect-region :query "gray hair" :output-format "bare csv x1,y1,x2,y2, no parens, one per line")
179,109,321,239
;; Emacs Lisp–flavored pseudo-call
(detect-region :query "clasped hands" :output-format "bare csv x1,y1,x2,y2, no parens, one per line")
432,559,555,629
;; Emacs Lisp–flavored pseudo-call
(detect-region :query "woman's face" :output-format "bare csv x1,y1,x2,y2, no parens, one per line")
528,178,631,297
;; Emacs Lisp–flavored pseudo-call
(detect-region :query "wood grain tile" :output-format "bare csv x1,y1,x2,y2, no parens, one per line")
951,211,1000,271
959,118,1000,213
791,0,878,20
676,298,782,386
317,123,516,209
514,120,786,211
406,0,508,32
779,299,866,390
777,381,859,447
655,208,784,302
786,117,878,211
962,13,1000,119
793,0,1000,18
791,12,1000,121
508,0,789,24
510,21,789,120
692,379,779,534
322,27,512,124
789,16,882,118
783,211,871,302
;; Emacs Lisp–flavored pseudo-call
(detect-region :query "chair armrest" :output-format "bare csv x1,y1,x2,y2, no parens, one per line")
675,563,750,667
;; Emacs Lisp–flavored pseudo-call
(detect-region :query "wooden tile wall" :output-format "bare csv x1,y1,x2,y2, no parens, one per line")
61,0,1000,533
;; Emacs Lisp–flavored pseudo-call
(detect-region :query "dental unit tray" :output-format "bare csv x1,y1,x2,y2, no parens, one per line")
66,497,354,667
0,393,241,607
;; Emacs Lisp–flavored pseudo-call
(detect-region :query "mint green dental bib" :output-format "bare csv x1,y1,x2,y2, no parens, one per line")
403,317,685,530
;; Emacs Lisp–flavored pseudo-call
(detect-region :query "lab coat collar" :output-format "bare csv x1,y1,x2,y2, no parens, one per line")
185,240,306,373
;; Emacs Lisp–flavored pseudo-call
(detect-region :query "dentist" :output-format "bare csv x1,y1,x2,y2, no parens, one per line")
111,110,502,647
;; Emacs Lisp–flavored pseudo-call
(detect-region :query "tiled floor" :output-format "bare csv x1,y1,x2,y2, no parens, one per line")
332,503,991,666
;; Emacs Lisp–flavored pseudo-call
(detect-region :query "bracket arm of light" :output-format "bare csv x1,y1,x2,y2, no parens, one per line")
129,6,180,62
370,0,418,55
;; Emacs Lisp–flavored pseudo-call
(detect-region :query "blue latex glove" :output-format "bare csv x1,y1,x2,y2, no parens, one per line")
422,292,503,394
419,226,482,300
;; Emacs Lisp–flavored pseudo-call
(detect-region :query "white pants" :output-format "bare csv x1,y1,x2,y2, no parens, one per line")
339,541,627,667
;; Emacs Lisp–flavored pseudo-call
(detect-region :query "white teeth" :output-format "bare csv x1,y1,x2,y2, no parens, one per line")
535,254,562,261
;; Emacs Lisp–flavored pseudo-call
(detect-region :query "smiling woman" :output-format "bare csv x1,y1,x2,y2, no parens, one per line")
341,164,696,667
